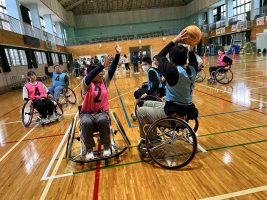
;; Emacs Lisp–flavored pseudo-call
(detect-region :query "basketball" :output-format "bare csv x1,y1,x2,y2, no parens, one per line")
183,25,202,46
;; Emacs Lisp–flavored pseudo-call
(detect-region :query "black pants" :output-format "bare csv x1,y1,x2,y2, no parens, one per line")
125,63,130,70
133,63,139,72
134,88,148,99
209,66,220,77
33,98,54,118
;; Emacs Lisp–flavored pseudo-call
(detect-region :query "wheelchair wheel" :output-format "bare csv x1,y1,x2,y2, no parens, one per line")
65,88,77,104
66,118,76,160
215,68,233,84
111,111,131,146
185,117,199,133
195,69,206,83
21,102,34,128
146,117,197,169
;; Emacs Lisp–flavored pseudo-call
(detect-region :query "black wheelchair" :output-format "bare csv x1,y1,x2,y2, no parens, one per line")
66,110,131,165
208,65,233,84
135,95,198,169
57,87,77,105
195,65,206,83
21,99,63,128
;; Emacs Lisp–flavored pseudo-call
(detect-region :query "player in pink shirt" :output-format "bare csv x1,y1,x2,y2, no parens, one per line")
80,44,121,160
23,71,55,124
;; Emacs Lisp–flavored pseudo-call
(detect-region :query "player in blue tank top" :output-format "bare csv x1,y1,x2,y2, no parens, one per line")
45,65,69,101
136,29,199,140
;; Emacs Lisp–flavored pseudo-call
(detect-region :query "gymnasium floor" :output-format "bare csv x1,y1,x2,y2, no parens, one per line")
1,54,267,199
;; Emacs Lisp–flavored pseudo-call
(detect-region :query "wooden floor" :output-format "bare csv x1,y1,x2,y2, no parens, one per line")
1,54,267,200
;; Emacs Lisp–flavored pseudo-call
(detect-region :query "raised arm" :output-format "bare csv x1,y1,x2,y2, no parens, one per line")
107,44,121,80
44,65,53,77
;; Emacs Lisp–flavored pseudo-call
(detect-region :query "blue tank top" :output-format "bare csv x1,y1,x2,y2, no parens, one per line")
52,72,66,87
166,65,196,105
147,67,162,90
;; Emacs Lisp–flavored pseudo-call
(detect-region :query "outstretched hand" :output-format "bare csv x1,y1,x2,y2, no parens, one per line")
103,55,113,68
115,44,121,54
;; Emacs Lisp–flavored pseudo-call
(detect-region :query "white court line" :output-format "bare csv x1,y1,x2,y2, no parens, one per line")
0,124,38,163
109,89,137,102
0,121,21,125
197,144,207,153
41,112,78,181
197,84,262,103
40,143,68,200
200,185,267,200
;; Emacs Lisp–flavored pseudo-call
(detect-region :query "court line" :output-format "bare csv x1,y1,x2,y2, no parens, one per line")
40,143,67,200
41,112,78,181
1,133,65,145
0,123,38,163
200,185,267,200
196,87,267,116
206,139,267,151
0,121,21,125
113,80,132,128
199,124,267,138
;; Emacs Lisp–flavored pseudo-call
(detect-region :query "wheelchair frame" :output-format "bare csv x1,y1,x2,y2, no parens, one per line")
21,99,63,128
209,65,233,84
58,87,77,105
66,111,131,164
135,95,198,169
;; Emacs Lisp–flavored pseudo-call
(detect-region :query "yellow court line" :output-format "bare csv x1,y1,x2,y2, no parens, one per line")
200,185,267,200
0,124,38,163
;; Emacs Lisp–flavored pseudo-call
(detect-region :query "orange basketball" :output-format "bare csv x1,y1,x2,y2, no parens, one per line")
183,25,202,46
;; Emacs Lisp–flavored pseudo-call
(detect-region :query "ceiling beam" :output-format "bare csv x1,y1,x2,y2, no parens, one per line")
66,0,86,10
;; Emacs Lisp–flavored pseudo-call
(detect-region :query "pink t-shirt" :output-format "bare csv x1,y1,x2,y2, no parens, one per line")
81,81,109,113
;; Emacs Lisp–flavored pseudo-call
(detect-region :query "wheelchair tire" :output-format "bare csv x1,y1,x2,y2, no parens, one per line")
111,111,131,146
146,117,197,169
195,69,206,83
216,69,233,85
21,102,34,128
66,88,77,104
66,118,75,160
185,117,199,133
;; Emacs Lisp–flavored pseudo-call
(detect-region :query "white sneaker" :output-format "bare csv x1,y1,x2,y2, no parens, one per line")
103,149,111,157
40,118,50,124
49,115,56,122
86,152,94,160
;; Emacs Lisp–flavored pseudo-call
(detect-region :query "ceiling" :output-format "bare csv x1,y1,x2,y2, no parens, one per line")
58,0,194,15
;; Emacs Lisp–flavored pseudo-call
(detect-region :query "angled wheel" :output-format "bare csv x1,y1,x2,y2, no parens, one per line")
66,118,76,160
21,102,34,128
65,88,77,104
195,69,206,83
111,111,131,146
146,117,197,169
216,68,233,84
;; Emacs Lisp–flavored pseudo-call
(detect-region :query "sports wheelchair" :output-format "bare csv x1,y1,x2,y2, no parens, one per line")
21,99,63,128
135,95,198,169
57,87,77,105
195,65,206,83
66,110,131,165
208,65,233,84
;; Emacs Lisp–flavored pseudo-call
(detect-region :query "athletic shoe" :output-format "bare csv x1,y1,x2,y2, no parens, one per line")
131,112,137,121
48,115,57,122
86,151,94,160
103,149,112,157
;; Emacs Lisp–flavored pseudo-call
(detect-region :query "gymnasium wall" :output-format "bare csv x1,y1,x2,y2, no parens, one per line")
0,29,67,53
66,35,175,58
